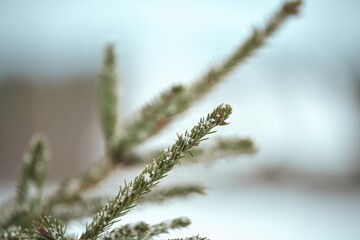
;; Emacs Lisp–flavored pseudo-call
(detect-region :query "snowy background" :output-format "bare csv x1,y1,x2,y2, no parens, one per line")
1,0,360,239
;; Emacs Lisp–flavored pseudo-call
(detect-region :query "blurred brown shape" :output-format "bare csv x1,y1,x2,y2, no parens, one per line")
0,76,103,181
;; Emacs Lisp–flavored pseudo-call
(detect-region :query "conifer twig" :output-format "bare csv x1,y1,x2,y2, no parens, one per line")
0,226,24,240
51,184,204,221
144,137,256,165
98,44,119,150
1,134,51,228
140,184,206,204
112,0,302,159
52,0,298,200
167,236,209,240
16,134,50,204
26,216,67,240
80,104,232,240
100,217,190,240
0,2,303,237
42,46,124,205
45,45,120,206
112,85,185,159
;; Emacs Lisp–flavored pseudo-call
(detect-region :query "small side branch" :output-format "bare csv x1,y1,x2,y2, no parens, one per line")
98,44,119,151
17,134,50,204
112,1,302,158
80,104,232,240
140,184,206,204
167,236,209,240
100,217,191,240
1,134,51,228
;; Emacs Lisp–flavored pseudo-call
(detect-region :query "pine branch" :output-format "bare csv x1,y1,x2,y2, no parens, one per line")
144,137,256,166
100,217,190,240
44,138,252,217
188,137,256,164
1,160,111,228
16,134,50,204
0,226,25,240
0,202,16,228
98,44,119,150
112,85,185,160
111,0,302,159
80,104,232,240
167,235,209,240
1,134,51,228
50,0,298,206
140,184,206,204
51,184,204,221
25,216,67,240
0,2,303,237
0,205,33,228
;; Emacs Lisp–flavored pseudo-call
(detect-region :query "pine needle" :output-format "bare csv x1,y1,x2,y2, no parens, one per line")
111,1,302,159
140,184,206,204
100,217,191,240
80,104,232,240
98,44,119,150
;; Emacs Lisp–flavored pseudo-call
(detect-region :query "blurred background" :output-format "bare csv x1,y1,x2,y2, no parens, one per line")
1,0,360,239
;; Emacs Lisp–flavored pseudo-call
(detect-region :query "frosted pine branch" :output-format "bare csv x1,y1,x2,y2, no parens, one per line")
167,235,209,240
0,226,25,240
140,184,206,204
184,1,302,101
112,85,185,160
17,134,50,204
47,45,120,204
80,103,232,240
25,216,67,240
0,2,303,237
189,137,256,164
111,1,302,157
1,134,51,228
144,137,256,165
44,45,122,207
98,44,119,149
100,217,190,240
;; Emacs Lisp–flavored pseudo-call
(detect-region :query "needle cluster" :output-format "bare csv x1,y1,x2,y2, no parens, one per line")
0,1,302,239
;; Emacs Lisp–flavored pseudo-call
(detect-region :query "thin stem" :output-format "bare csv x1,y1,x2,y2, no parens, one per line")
98,44,119,150
80,104,232,240
111,1,302,159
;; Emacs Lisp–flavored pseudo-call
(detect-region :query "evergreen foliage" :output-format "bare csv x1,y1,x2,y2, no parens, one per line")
98,44,119,150
0,1,302,239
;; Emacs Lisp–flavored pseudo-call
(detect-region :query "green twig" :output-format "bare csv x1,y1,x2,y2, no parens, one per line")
167,236,209,240
17,134,50,204
80,104,232,239
140,184,206,204
111,1,302,160
100,217,190,240
98,44,119,150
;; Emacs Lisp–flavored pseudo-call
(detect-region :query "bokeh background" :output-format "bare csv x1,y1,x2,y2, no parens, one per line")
1,0,360,239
